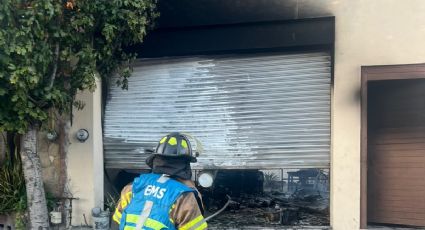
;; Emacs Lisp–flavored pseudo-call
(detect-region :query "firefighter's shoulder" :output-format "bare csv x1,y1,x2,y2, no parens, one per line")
171,190,208,230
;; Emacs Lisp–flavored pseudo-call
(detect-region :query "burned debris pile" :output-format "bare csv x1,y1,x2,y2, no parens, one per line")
199,169,330,228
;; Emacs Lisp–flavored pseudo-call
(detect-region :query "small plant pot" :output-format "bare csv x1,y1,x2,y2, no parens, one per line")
0,213,16,229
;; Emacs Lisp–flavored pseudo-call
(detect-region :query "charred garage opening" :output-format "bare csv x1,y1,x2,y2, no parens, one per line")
197,169,329,227
103,1,334,228
106,169,330,228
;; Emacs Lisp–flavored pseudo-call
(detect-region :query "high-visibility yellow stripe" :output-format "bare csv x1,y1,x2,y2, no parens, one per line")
179,215,204,230
114,208,122,218
194,222,208,230
145,218,168,230
126,214,139,224
121,198,128,208
124,226,136,230
169,204,176,213
112,213,121,224
160,136,167,144
168,137,177,145
169,203,175,223
113,208,122,224
125,215,167,229
125,192,132,202
181,139,188,149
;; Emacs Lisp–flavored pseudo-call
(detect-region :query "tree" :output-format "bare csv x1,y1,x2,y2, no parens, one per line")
0,0,158,228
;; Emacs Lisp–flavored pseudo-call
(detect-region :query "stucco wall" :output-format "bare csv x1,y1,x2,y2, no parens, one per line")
320,0,425,229
67,79,104,226
66,1,425,229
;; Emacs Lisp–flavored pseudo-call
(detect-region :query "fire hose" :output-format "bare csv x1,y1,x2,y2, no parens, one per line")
205,195,233,222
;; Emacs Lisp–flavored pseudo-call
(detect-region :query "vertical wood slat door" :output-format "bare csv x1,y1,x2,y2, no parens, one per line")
367,79,425,227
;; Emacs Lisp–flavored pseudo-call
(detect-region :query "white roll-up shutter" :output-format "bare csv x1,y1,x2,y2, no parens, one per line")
104,52,331,169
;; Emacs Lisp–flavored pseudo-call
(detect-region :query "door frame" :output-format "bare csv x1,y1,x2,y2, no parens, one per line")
360,63,425,228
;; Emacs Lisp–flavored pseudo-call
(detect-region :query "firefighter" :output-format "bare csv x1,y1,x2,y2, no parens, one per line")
112,132,207,230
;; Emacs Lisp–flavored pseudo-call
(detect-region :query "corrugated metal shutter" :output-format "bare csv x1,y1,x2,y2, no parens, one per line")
104,52,331,169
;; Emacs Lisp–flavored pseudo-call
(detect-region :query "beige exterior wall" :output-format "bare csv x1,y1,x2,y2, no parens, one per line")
67,78,104,226
310,0,425,229
66,1,425,229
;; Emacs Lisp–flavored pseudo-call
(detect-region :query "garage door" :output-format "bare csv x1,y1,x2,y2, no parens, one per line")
103,52,331,169
368,79,425,226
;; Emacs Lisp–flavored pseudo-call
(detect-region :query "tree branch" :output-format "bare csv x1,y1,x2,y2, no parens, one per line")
48,43,60,89
27,95,47,108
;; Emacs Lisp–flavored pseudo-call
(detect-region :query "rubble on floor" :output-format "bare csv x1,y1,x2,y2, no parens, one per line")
199,169,330,228
206,192,329,228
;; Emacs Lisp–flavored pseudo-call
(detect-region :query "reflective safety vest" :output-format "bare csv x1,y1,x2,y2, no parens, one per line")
119,173,195,230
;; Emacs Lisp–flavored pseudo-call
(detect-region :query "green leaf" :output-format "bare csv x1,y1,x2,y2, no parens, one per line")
8,64,16,70
11,95,18,102
0,0,158,133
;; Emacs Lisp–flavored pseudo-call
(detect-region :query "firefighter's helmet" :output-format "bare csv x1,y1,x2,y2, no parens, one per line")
146,132,201,167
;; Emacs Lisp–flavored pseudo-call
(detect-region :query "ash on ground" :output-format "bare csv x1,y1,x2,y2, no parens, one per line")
206,193,329,227
198,169,330,228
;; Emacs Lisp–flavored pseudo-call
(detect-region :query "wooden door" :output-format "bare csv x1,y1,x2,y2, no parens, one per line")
367,79,425,226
